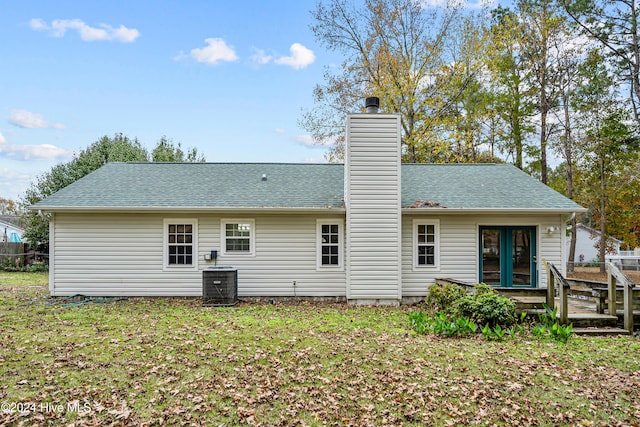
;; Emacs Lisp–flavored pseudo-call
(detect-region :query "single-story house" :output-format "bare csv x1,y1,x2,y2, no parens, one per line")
32,110,586,303
566,223,622,265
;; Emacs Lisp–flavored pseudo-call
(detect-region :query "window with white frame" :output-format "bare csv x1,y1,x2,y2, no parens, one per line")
414,220,439,268
222,220,254,255
317,220,343,269
164,219,197,269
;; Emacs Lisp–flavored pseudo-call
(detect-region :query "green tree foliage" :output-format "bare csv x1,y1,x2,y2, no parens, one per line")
486,6,536,169
560,0,640,124
438,14,499,163
568,49,640,267
152,136,205,163
578,110,639,269
517,0,568,184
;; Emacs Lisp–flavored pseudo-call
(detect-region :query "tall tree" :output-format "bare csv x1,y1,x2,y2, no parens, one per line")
560,0,640,124
582,111,639,271
486,6,536,169
302,0,461,162
548,26,594,271
571,50,640,271
518,0,567,184
438,13,499,162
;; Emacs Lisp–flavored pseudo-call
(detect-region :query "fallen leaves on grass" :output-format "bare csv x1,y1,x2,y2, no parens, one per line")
0,284,639,426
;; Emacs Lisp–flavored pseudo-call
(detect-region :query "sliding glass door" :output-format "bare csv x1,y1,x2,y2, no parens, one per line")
480,226,537,287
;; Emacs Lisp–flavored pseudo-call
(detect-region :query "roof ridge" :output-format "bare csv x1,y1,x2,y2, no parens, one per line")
106,162,340,166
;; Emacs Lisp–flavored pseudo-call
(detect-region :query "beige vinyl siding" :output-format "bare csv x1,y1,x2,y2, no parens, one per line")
50,212,346,297
401,213,565,297
345,114,402,300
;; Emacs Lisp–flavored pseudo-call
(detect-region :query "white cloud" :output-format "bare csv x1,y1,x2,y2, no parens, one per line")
303,157,328,164
274,43,315,69
0,167,32,183
29,18,48,31
295,134,316,148
0,132,72,161
251,48,273,65
9,110,65,129
273,128,286,134
0,167,33,200
295,134,336,148
253,43,316,69
30,18,140,42
178,38,238,65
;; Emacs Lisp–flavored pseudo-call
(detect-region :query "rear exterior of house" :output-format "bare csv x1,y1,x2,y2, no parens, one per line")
34,111,585,303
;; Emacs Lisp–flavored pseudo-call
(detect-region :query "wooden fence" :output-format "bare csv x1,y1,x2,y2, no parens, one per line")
0,242,26,266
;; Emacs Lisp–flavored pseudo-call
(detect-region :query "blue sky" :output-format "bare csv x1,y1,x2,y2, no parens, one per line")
1,0,492,202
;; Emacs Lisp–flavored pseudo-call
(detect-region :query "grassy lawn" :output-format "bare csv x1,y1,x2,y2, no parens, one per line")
1,273,639,426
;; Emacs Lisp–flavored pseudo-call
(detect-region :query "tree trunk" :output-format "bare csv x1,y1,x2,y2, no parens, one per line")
563,83,577,273
599,155,607,273
540,91,548,184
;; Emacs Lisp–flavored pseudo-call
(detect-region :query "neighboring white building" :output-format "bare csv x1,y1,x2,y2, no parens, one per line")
566,223,622,265
32,105,586,302
0,216,24,243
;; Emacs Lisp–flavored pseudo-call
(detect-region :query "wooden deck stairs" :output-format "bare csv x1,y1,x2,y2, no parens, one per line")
438,262,638,336
527,261,637,336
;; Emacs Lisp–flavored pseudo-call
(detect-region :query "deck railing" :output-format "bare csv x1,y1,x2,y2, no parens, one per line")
543,260,570,324
606,262,636,334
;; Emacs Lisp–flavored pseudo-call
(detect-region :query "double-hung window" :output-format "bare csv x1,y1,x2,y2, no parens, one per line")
317,220,343,269
164,219,197,270
413,219,439,269
221,219,254,255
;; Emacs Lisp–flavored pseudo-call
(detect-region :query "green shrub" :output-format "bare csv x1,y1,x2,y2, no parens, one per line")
0,257,22,272
456,292,516,328
425,282,466,313
429,313,477,337
0,259,49,273
408,310,429,334
482,324,507,341
409,311,477,336
533,304,574,343
473,283,496,296
26,261,48,272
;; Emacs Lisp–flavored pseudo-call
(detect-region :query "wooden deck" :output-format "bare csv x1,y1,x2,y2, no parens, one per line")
437,262,639,335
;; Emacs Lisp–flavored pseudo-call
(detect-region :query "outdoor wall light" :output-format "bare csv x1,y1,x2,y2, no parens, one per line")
546,226,556,234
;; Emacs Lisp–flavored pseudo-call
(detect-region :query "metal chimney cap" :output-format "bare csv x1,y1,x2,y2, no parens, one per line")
365,97,380,113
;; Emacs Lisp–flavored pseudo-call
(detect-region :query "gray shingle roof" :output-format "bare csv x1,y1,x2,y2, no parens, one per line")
32,162,584,212
401,163,584,211
32,163,345,210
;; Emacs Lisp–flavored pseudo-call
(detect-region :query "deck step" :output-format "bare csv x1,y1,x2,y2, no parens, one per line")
572,327,631,336
568,313,619,328
520,310,620,328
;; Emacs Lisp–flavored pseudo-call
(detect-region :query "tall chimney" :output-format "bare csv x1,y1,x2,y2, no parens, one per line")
365,97,380,113
345,102,401,304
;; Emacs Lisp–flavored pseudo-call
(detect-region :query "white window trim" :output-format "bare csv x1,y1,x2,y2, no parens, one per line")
413,218,440,271
163,218,198,271
316,219,344,270
221,219,255,256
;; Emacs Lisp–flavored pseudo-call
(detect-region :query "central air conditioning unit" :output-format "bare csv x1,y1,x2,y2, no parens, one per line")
202,266,238,307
